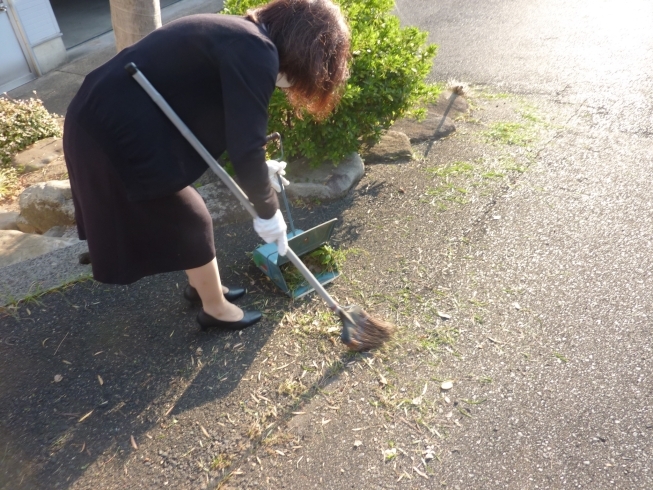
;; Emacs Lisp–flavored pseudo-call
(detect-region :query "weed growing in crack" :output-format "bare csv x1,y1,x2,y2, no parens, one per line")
277,379,306,398
210,453,234,471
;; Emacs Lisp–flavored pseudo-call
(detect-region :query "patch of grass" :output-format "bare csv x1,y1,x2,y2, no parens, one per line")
477,91,512,100
553,352,568,363
422,153,532,210
461,398,487,405
419,326,459,351
425,183,470,205
505,163,527,173
49,430,73,453
426,160,475,178
1,276,93,318
520,109,541,123
457,406,473,418
210,453,234,471
246,421,263,440
467,299,488,307
1,283,47,319
277,378,306,398
432,289,449,299
322,358,345,381
483,122,532,146
481,170,505,179
282,307,340,339
262,429,295,448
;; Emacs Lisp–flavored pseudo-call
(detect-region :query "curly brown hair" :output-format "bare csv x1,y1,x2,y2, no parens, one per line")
246,0,351,118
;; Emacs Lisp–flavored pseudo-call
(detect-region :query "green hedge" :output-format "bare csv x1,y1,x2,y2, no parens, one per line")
224,0,439,166
0,96,62,167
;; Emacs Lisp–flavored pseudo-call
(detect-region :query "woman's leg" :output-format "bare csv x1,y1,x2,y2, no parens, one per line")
185,258,243,321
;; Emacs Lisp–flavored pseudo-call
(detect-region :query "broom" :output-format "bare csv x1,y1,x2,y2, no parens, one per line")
125,63,394,351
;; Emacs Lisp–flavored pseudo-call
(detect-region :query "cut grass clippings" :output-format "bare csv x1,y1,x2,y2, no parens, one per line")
280,244,344,293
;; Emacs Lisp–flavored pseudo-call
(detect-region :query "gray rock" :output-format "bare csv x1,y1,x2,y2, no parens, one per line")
18,180,76,234
285,153,364,201
362,130,413,163
43,225,67,238
12,137,64,173
0,230,74,268
15,215,38,234
0,211,19,231
60,226,80,241
194,153,364,220
0,240,90,306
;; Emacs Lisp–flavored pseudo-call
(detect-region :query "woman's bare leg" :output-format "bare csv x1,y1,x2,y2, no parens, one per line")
185,258,243,321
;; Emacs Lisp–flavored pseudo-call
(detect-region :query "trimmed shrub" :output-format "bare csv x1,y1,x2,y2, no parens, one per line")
0,96,62,167
224,0,439,166
0,166,19,199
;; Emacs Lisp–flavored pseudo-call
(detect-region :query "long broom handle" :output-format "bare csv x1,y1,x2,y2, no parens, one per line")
125,63,339,311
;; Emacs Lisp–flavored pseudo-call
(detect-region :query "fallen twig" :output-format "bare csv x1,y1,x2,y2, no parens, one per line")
54,331,69,355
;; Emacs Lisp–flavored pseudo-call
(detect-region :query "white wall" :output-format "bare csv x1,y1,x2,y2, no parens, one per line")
32,37,66,73
13,0,61,46
9,0,66,74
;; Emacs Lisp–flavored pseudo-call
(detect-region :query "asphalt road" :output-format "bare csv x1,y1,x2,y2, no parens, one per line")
398,0,653,132
389,0,653,487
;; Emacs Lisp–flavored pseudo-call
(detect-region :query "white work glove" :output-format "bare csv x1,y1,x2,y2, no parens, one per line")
266,159,290,193
253,209,288,256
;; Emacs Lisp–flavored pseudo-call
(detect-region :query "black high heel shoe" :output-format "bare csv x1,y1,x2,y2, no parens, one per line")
196,309,262,331
184,284,246,305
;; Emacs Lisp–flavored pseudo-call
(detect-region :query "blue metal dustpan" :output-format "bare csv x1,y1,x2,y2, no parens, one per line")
252,134,340,298
253,219,339,299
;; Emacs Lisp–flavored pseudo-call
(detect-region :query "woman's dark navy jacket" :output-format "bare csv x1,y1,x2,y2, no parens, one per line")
68,14,280,219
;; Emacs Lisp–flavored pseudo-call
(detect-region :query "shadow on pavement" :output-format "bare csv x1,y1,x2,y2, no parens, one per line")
0,227,274,489
0,189,372,489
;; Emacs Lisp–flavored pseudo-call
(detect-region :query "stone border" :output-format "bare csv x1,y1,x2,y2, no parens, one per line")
0,240,91,306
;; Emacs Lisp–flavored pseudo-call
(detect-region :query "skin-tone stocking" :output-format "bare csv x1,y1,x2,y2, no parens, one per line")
185,258,244,321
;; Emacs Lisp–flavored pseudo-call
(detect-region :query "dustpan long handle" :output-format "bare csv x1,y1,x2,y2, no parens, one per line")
125,63,339,311
278,175,296,235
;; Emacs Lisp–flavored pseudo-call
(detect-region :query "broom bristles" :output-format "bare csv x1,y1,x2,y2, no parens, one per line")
352,315,395,351
340,305,395,351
